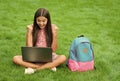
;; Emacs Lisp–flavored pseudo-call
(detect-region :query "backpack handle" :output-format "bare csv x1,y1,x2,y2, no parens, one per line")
78,35,84,38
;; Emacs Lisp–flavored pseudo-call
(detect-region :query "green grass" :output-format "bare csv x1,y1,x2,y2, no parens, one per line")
0,0,120,81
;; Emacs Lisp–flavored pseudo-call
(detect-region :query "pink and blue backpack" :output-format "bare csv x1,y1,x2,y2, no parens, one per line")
67,35,94,72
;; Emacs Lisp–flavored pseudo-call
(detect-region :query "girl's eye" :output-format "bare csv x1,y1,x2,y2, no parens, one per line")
37,19,41,22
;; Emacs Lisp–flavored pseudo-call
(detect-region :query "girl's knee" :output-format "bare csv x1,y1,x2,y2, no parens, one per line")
60,55,67,62
12,55,22,63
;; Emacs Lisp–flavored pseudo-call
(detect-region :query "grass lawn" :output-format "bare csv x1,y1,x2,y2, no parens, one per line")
0,0,120,81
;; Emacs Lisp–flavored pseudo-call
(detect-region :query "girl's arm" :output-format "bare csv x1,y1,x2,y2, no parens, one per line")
26,25,33,47
51,24,58,52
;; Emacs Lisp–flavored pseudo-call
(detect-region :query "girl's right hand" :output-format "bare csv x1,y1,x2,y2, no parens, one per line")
26,24,33,47
27,24,33,33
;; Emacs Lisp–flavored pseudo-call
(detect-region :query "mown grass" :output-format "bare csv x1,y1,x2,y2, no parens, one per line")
0,0,120,81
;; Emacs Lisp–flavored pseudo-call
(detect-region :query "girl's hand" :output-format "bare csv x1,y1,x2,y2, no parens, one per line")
52,24,58,37
51,24,58,52
27,24,33,33
26,24,33,47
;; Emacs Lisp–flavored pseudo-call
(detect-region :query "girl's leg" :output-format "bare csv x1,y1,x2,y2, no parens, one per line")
13,54,67,70
36,55,66,70
12,55,40,68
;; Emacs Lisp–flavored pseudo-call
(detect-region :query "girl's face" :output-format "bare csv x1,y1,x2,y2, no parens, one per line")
36,16,48,29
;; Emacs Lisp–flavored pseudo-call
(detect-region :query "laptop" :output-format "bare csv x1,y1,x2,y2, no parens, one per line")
21,47,52,62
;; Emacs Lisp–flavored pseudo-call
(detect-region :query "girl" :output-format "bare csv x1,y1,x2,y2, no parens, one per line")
13,8,66,74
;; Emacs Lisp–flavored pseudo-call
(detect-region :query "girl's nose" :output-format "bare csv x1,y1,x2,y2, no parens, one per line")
40,22,44,26
40,22,43,25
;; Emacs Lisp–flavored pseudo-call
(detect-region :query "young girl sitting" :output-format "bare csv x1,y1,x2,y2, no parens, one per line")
13,8,66,74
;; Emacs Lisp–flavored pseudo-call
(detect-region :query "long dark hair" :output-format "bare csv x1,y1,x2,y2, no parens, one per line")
32,8,53,47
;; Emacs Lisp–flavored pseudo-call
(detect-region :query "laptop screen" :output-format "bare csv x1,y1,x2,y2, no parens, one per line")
21,47,52,62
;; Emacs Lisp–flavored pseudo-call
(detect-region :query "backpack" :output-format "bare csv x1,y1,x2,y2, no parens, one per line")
67,35,94,72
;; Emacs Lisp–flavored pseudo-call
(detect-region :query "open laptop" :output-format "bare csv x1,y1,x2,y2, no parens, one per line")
21,47,52,63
